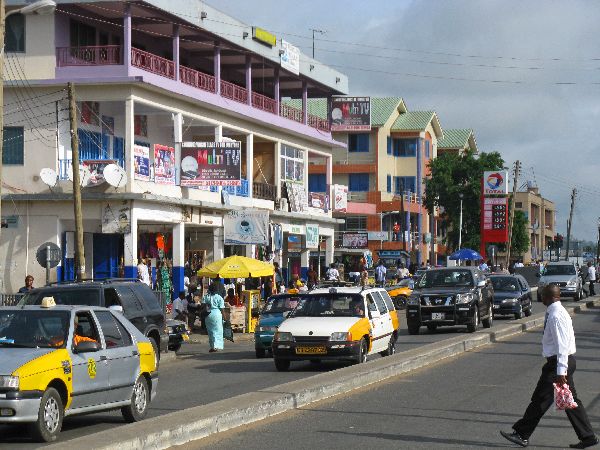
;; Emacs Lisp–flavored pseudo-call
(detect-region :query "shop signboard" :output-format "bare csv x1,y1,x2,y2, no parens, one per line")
289,224,303,235
308,192,329,212
101,203,130,234
305,224,319,249
330,97,371,131
180,141,241,186
224,210,269,245
368,231,388,241
483,170,508,195
252,26,277,47
342,232,368,249
332,184,348,212
154,144,176,185
280,40,300,75
287,235,302,253
133,144,150,181
82,159,116,186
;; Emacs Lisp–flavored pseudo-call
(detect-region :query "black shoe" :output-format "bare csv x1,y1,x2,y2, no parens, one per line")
500,430,529,447
570,437,599,449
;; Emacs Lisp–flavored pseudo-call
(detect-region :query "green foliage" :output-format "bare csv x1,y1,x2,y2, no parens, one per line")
510,210,530,256
424,150,505,251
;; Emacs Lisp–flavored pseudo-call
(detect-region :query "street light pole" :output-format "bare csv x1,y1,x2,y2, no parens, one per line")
458,193,463,250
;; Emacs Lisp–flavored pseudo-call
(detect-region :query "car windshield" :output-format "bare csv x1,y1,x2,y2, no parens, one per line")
419,270,474,288
544,265,576,276
262,296,299,314
491,276,520,292
398,279,414,288
0,310,70,348
291,294,364,318
20,289,101,307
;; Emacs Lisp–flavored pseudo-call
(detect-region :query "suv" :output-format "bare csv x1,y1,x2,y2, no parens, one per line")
18,279,168,365
537,261,582,301
406,267,494,334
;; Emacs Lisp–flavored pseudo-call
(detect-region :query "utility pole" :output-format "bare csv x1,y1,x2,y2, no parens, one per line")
596,218,600,264
0,0,6,245
564,188,576,261
68,82,85,281
506,160,520,266
310,28,325,58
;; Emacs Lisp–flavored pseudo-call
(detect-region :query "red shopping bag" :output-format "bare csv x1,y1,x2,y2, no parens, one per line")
554,383,578,410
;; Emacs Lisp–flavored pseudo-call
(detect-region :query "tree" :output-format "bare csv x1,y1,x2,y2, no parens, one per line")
510,210,530,256
423,150,505,252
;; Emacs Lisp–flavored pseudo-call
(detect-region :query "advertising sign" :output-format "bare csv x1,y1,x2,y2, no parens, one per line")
483,170,508,195
133,144,150,181
368,231,388,241
332,184,348,212
305,224,319,249
342,232,368,249
308,192,329,212
180,142,241,186
82,159,115,186
482,197,508,242
154,144,176,185
280,40,300,75
330,97,371,131
224,210,269,245
252,26,277,47
101,203,131,234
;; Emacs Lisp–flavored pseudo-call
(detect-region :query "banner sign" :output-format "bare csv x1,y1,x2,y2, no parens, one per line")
280,40,300,75
483,170,508,195
330,97,371,131
154,144,176,185
82,159,115,186
180,142,241,186
342,232,368,249
309,192,329,213
101,203,131,234
133,144,150,181
482,197,508,242
332,184,348,212
368,231,388,241
305,224,319,249
252,26,277,47
224,210,269,245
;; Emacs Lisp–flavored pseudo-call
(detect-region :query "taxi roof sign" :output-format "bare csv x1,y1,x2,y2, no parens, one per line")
40,296,56,308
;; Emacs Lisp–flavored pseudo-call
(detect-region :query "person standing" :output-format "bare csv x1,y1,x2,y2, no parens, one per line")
500,284,597,449
375,261,387,287
202,282,225,353
306,266,318,289
360,266,369,287
18,275,34,294
326,263,340,281
137,258,151,287
586,262,596,296
392,222,400,241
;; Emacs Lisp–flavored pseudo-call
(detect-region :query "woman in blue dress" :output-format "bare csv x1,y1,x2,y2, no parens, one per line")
202,282,225,352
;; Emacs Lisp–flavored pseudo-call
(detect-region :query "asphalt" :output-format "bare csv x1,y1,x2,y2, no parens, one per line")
183,304,600,450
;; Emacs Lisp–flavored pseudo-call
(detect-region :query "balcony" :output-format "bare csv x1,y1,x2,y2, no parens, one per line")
56,45,122,67
179,66,216,93
131,47,175,79
220,79,248,104
253,182,277,201
251,92,277,114
58,158,125,181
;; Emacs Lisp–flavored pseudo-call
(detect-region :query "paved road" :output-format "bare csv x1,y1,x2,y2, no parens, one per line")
0,296,586,447
185,305,600,450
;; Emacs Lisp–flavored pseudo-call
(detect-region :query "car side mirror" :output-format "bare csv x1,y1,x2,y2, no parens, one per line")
477,280,486,288
73,341,100,353
109,305,124,314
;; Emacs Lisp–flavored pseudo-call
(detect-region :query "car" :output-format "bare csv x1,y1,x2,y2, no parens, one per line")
406,267,494,335
0,303,158,442
271,286,400,371
167,319,190,352
19,279,168,367
254,293,299,358
489,274,533,319
385,278,415,309
537,261,582,301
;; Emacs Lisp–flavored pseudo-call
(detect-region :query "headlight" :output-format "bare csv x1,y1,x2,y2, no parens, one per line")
273,331,293,342
258,326,278,332
407,295,420,305
502,298,520,304
0,376,19,390
330,332,352,341
567,280,577,287
456,293,474,304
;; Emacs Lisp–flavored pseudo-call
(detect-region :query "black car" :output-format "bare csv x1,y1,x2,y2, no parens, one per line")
18,279,169,366
489,274,532,319
406,267,494,334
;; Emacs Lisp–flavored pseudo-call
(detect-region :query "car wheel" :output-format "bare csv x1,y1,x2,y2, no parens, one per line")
355,338,368,364
574,290,581,302
482,303,493,328
514,307,524,320
524,307,532,317
407,323,420,335
467,306,479,333
255,348,266,359
122,375,149,423
380,334,396,357
426,324,437,332
274,358,290,371
29,387,63,443
149,337,160,370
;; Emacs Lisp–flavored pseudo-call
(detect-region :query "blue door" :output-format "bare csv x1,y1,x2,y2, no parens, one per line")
93,234,120,279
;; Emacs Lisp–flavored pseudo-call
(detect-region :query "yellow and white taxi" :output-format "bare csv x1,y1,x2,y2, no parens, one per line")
0,301,157,442
272,286,400,371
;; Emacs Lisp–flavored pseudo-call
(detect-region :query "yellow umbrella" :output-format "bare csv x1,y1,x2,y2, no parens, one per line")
197,255,275,278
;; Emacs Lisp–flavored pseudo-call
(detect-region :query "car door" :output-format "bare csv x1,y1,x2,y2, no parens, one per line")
517,276,531,309
93,310,139,403
372,290,394,342
365,293,386,353
69,311,110,409
109,286,146,334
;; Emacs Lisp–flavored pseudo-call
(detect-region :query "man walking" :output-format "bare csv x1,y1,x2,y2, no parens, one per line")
586,262,596,296
500,284,598,449
375,261,387,287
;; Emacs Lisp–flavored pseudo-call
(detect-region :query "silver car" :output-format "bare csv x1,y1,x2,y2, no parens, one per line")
537,262,582,301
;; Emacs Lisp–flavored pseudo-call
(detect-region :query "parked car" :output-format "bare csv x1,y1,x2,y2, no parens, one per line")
537,261,582,301
385,278,414,309
18,279,168,367
167,318,190,352
0,304,157,442
406,267,494,334
254,293,299,358
489,274,533,319
272,286,400,371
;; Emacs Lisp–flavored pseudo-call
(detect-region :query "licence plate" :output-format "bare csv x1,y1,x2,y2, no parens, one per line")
295,346,327,355
431,312,445,320
182,334,189,341
493,304,500,309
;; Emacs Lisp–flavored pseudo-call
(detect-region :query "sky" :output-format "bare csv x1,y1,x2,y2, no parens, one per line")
209,0,600,241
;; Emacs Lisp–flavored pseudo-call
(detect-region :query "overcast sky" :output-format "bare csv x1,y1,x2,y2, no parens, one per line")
210,0,600,242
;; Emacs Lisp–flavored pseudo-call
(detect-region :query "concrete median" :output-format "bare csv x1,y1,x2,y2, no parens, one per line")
49,298,600,450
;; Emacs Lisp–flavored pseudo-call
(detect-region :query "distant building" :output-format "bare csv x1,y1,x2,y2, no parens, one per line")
437,129,478,156
513,186,556,263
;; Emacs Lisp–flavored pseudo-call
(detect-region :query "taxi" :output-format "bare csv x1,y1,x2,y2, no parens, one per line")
0,300,158,442
254,293,299,358
386,278,415,309
271,286,400,371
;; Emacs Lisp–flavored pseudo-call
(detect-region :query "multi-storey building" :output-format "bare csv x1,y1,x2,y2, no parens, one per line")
513,186,556,263
437,129,478,156
0,0,349,293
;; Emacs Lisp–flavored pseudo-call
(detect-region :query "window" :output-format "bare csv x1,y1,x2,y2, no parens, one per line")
425,140,430,158
348,133,369,153
515,202,523,209
309,174,326,192
280,144,304,183
74,312,101,346
95,310,131,348
394,176,416,194
70,20,96,47
387,137,392,155
341,216,367,231
3,127,24,165
392,139,418,157
372,291,388,314
114,286,143,312
348,173,369,192
78,129,102,160
6,14,25,52
386,175,391,193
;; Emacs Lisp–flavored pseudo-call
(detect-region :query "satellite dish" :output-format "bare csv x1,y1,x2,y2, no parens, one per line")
67,165,92,187
39,168,58,188
103,164,128,188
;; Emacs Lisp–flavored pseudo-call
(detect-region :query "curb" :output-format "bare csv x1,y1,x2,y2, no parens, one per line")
49,298,600,450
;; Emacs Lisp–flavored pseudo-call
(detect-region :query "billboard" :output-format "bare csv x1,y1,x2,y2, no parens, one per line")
482,197,508,242
280,40,300,75
483,171,508,195
332,184,348,212
224,210,269,245
154,144,176,185
133,144,150,181
305,224,319,249
330,97,371,131
342,232,368,249
180,142,241,187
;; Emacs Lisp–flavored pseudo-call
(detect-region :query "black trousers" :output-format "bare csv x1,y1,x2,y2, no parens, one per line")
590,280,596,296
513,355,595,441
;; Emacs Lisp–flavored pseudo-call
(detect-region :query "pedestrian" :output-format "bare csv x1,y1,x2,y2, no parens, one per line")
586,262,596,296
326,263,340,281
375,261,387,287
137,258,151,286
500,284,598,449
396,264,409,280
360,266,369,287
172,291,188,322
273,262,283,293
392,222,400,241
306,265,318,289
202,282,225,353
18,275,34,294
225,287,242,307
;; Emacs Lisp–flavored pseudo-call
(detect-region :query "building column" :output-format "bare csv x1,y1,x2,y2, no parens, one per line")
303,149,308,190
172,222,185,296
302,80,308,125
213,227,224,262
300,249,310,280
326,155,332,186
124,202,138,278
274,67,280,115
325,236,334,266
173,113,183,185
274,141,282,199
245,55,252,105
124,97,134,191
124,4,132,71
244,244,256,259
214,42,221,95
173,25,180,81
214,124,223,142
246,133,254,198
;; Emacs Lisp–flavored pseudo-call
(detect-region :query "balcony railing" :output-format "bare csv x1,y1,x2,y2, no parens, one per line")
58,158,125,181
253,182,277,201
308,114,331,132
179,66,216,93
251,92,277,114
220,80,248,104
280,103,304,124
56,45,122,67
131,47,175,79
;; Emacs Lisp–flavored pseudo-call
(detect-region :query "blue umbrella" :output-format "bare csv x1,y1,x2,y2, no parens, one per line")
449,248,483,260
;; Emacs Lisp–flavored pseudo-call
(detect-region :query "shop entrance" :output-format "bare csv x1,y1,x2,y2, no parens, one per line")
93,234,123,279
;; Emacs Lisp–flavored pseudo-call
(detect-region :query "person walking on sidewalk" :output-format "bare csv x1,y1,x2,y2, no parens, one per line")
500,284,598,449
586,262,596,296
375,261,387,287
202,282,225,353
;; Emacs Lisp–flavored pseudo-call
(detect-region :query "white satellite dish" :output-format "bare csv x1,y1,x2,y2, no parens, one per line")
103,164,128,188
67,165,92,187
39,168,58,188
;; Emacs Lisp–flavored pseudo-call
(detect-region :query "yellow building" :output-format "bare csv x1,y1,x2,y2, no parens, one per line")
514,186,556,263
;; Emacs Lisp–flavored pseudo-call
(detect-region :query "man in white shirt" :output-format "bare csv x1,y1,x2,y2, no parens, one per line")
501,284,597,449
137,258,151,287
586,262,596,296
172,291,188,322
326,263,340,281
396,264,409,280
375,261,387,287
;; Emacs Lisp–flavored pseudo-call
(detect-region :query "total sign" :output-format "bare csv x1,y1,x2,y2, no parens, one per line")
483,171,508,195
